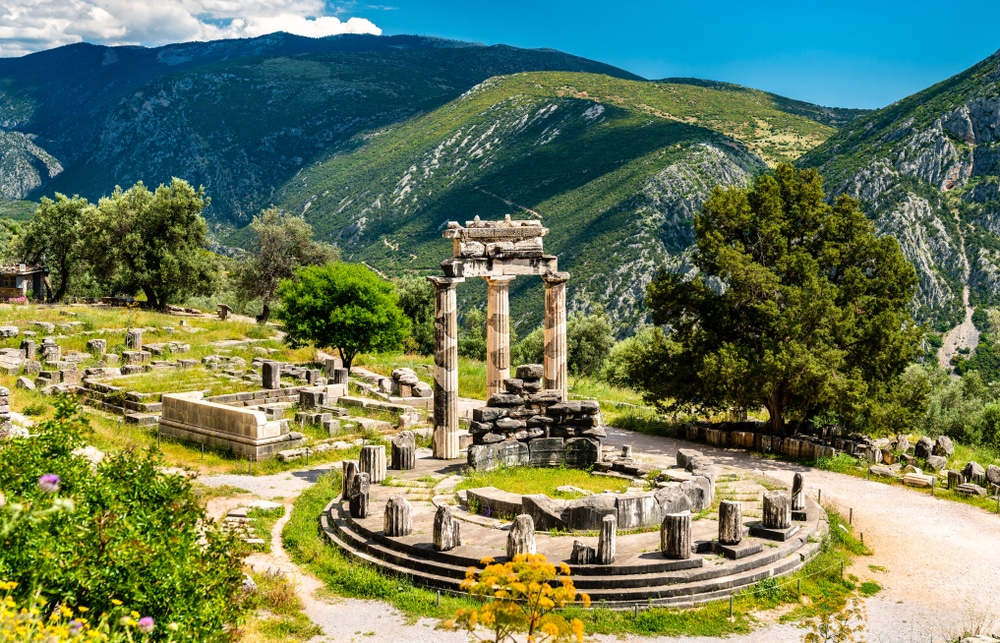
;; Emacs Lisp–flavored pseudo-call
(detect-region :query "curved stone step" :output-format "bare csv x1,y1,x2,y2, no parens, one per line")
322,498,828,606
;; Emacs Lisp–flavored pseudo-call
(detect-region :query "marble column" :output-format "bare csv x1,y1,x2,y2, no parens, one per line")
484,275,515,397
542,272,569,401
429,276,464,459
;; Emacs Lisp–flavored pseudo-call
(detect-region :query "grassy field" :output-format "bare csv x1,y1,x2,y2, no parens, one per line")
456,466,631,498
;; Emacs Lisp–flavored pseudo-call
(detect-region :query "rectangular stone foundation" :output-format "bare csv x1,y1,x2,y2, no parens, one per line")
158,391,305,459
713,541,763,560
749,523,801,542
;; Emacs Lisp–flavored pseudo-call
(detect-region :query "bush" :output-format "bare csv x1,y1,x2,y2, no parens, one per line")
0,398,247,642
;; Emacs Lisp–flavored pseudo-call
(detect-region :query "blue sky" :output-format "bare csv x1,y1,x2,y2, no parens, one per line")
3,0,997,109
362,1,999,109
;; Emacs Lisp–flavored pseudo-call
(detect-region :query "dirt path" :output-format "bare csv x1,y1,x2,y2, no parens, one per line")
200,428,1000,643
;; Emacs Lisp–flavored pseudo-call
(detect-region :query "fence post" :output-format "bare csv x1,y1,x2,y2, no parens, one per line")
797,578,801,597
849,507,853,525
818,489,822,505
840,561,845,578
729,594,734,618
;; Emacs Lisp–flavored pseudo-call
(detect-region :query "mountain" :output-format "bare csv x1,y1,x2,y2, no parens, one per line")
273,71,849,332
799,50,1000,327
0,33,641,226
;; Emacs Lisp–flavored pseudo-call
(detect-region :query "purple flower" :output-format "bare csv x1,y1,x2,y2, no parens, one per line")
68,620,83,635
138,616,154,633
37,474,60,493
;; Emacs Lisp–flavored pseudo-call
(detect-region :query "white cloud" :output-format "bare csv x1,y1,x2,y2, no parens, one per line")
0,0,381,57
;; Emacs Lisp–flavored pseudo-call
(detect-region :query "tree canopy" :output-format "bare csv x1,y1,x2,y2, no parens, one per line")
233,207,338,323
15,194,90,301
637,164,921,435
278,263,409,370
84,178,218,309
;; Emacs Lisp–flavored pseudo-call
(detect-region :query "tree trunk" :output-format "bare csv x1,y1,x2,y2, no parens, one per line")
141,285,160,310
342,349,355,372
257,303,271,324
52,259,69,302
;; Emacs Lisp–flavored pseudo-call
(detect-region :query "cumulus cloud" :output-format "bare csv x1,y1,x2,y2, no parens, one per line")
0,0,382,57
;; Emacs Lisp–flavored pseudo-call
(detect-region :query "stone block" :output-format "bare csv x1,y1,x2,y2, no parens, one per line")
515,364,544,379
528,437,564,467
616,493,661,530
521,494,567,531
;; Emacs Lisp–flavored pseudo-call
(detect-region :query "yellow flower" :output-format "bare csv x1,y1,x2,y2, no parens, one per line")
110,599,122,607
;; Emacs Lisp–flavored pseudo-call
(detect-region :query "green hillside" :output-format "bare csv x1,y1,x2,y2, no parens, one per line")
799,49,1000,325
276,71,842,332
0,34,641,225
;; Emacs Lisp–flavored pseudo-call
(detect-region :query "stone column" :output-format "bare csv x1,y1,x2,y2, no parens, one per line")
542,272,569,401
348,472,370,519
661,511,692,560
383,495,413,537
359,445,386,483
433,505,461,551
391,431,416,470
597,513,616,564
429,276,464,459
507,514,536,558
762,491,791,529
718,500,743,545
342,461,358,502
483,275,515,397
791,473,805,511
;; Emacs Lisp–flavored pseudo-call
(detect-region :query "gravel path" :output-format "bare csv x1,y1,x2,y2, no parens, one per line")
199,427,1000,643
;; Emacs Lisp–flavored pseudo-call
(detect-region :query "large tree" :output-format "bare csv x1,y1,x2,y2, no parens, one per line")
278,263,409,370
640,164,921,435
233,207,338,323
85,178,218,309
15,194,91,301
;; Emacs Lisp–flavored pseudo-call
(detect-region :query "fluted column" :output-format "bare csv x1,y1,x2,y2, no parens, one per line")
429,276,464,459
484,275,515,396
542,272,569,400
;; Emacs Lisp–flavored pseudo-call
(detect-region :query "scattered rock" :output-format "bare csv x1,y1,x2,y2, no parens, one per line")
933,435,955,457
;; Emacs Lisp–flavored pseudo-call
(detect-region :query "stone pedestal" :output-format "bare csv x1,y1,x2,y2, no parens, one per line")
342,461,358,501
348,472,370,519
332,368,349,385
507,514,536,558
597,513,616,564
262,362,281,389
484,275,515,397
359,445,387,483
571,540,595,564
20,340,35,360
660,511,692,560
948,469,964,490
391,431,416,470
429,276,464,459
718,500,743,545
542,273,569,401
383,495,412,537
433,505,461,551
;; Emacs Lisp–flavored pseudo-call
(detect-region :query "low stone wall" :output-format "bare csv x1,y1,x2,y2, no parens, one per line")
466,476,710,532
158,391,306,459
682,422,856,461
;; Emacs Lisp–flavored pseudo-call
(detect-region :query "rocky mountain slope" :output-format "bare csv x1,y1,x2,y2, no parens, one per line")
799,50,1000,326
0,33,640,226
274,72,849,332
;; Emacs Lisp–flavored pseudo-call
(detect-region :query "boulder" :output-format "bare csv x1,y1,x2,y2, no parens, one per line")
914,436,934,460
515,364,544,379
563,495,617,530
412,381,433,398
392,368,420,386
963,461,986,485
14,376,34,390
925,455,948,472
933,435,955,457
675,448,703,469
986,464,1000,488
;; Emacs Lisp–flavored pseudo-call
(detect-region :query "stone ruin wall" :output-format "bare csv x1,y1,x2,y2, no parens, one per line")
467,364,605,471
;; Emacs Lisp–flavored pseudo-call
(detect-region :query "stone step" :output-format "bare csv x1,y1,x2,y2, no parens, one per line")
125,413,158,426
323,498,824,605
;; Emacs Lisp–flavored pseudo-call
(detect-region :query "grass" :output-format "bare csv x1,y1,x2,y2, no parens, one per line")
455,466,631,498
236,506,286,555
284,473,873,639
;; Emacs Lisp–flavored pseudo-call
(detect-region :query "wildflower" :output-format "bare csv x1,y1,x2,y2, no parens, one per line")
0,492,5,507
37,474,60,493
53,497,75,513
138,616,154,633
68,620,83,636
166,622,178,631
110,599,122,607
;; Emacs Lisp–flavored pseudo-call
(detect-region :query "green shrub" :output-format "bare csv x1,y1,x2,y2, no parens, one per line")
0,397,247,641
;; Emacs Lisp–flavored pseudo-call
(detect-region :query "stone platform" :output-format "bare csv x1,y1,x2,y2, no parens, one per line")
320,451,828,608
